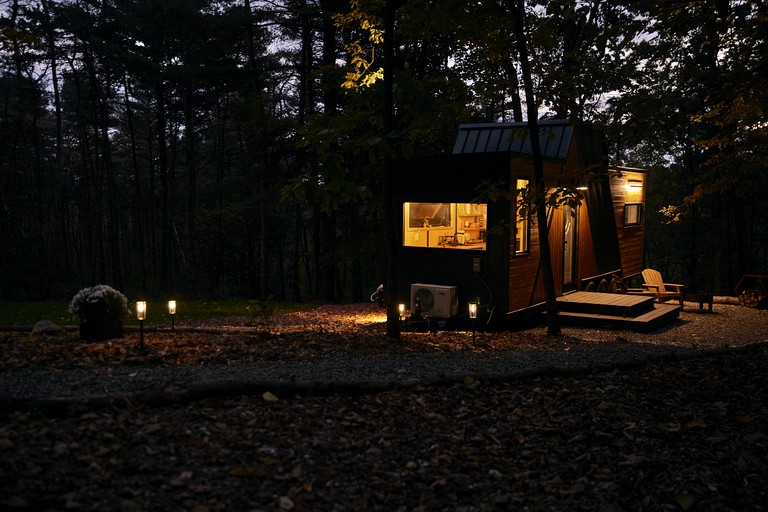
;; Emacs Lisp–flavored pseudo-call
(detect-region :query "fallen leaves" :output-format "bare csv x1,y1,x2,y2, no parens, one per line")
1,304,767,509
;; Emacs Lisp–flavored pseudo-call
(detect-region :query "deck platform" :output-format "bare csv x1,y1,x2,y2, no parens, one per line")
555,291,680,332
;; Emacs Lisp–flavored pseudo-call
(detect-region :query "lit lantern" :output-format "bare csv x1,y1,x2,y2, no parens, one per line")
468,302,478,342
168,300,177,330
398,303,406,320
136,301,146,350
136,301,147,321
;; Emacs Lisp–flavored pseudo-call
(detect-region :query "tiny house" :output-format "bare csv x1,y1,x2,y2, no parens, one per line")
393,120,646,326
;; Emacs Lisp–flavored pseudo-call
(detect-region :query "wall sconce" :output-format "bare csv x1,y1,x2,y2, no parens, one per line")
136,301,146,350
575,178,588,191
627,179,642,189
398,303,406,321
168,300,177,330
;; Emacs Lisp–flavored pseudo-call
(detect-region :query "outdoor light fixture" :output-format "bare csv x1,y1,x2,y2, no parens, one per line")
136,301,146,350
469,301,478,342
168,300,177,330
627,179,642,189
136,301,146,320
398,303,406,321
575,178,588,191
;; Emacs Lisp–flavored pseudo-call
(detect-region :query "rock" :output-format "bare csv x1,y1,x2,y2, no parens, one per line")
32,320,67,336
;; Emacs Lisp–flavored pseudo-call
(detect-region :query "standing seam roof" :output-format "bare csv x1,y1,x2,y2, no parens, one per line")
452,120,575,160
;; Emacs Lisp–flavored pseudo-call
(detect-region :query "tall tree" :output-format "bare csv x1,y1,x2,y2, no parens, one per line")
513,0,560,336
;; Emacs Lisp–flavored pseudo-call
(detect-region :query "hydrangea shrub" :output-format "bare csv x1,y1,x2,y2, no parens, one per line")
69,285,129,323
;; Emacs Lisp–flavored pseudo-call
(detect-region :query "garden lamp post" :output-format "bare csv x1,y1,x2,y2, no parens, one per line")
168,300,176,330
468,301,478,342
398,303,406,321
136,301,146,350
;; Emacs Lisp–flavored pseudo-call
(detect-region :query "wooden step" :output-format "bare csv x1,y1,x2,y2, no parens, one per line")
557,291,656,317
556,303,681,332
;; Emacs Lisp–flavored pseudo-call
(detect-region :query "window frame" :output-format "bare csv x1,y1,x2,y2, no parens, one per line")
514,178,531,255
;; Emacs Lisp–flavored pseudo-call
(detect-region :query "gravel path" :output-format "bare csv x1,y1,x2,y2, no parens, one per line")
0,342,708,402
2,301,767,407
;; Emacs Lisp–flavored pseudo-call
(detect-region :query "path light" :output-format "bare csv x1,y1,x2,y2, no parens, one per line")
398,303,406,321
168,300,177,330
468,301,478,342
136,301,146,350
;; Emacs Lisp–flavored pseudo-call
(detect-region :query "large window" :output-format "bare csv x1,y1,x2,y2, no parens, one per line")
515,179,530,254
403,202,487,250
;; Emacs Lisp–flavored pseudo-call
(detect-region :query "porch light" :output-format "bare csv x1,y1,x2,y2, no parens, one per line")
136,301,146,350
627,179,642,189
398,303,406,321
168,300,177,330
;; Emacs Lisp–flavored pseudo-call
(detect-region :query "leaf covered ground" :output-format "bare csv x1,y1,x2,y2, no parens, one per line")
1,303,768,511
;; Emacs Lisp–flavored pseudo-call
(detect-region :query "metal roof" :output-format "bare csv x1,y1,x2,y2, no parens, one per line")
452,120,575,160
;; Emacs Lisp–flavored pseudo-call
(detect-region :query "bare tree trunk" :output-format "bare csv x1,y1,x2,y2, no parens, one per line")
184,80,197,294
155,81,171,292
383,0,400,338
513,0,560,336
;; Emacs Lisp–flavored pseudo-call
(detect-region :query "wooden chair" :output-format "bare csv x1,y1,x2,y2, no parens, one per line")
641,268,684,307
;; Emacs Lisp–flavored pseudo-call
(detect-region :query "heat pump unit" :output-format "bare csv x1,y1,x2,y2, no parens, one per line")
410,284,458,318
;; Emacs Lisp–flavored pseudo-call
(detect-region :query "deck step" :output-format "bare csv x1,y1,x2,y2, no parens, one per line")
557,291,656,317
557,303,681,332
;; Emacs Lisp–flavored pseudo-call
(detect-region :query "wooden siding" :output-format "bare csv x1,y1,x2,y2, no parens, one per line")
509,210,541,311
611,169,646,278
578,200,599,284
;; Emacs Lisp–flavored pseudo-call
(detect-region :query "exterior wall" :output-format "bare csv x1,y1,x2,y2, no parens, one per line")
577,200,599,283
394,153,512,318
610,169,646,278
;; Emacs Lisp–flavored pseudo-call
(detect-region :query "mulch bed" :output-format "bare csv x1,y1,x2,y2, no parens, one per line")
1,303,767,510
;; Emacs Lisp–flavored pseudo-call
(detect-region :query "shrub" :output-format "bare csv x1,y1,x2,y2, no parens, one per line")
69,285,129,324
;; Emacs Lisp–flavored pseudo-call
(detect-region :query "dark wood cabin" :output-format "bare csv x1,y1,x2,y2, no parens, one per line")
393,120,646,327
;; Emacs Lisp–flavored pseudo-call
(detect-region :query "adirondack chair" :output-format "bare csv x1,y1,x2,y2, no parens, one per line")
641,268,685,306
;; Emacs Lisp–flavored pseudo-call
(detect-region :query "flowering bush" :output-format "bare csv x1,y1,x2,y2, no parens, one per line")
69,285,129,323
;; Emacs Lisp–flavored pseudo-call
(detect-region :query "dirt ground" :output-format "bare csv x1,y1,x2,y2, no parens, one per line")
1,302,767,511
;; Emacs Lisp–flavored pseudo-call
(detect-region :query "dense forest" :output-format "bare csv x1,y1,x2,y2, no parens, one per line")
1,0,766,302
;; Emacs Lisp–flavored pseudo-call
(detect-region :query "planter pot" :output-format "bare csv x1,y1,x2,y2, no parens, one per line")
79,320,123,341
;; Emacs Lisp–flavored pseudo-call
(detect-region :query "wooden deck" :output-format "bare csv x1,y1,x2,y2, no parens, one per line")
555,291,680,332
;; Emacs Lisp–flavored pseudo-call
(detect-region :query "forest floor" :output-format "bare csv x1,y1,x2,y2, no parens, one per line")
1,303,768,511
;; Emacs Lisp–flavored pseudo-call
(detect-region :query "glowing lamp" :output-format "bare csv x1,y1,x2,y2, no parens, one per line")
136,301,147,350
136,301,147,321
468,302,478,319
627,179,642,189
168,300,177,330
398,303,406,320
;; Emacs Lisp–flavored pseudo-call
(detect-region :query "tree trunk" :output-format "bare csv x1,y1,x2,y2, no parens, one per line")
184,80,197,293
513,0,560,336
383,0,400,338
155,81,171,292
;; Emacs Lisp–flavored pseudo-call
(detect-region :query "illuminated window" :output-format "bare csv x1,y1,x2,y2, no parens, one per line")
515,179,530,254
403,202,487,250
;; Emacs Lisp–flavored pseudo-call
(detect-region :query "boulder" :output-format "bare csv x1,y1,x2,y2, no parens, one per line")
32,320,67,336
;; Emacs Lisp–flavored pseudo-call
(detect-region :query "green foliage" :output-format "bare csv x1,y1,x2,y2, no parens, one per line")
335,0,386,90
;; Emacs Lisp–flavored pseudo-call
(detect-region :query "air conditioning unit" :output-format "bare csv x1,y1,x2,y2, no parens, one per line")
410,284,458,318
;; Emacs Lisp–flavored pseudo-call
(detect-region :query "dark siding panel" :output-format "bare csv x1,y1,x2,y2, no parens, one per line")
585,175,622,274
